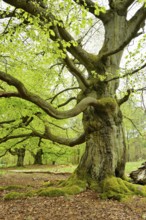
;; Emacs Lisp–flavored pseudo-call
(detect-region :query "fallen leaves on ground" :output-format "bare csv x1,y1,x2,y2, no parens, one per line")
0,168,146,220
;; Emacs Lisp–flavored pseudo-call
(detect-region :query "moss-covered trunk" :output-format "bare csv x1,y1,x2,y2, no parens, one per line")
75,13,129,182
76,101,126,181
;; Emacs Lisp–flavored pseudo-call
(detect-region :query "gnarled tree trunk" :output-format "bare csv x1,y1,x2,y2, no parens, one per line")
76,102,126,181
76,13,128,181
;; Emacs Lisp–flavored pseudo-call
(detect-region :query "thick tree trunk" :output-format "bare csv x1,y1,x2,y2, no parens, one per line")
76,101,126,181
76,13,127,181
75,12,129,182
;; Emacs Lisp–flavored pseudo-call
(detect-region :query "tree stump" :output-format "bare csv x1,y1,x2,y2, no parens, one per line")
130,162,146,185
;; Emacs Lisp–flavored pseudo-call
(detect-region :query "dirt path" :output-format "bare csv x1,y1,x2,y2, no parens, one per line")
0,168,146,220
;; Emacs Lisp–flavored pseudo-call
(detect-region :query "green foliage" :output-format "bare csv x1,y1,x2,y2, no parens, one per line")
125,160,146,174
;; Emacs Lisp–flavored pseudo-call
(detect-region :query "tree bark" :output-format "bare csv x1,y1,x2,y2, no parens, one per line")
76,12,128,181
16,148,26,167
33,149,43,165
76,102,126,181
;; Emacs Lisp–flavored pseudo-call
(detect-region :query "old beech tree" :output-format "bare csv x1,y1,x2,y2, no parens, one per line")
0,0,146,191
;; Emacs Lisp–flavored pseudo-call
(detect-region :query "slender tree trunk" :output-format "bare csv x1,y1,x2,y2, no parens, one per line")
17,148,25,167
33,149,43,165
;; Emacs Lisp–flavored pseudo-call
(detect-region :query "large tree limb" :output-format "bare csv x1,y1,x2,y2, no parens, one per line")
109,0,135,14
64,56,90,89
0,71,100,119
0,124,85,147
43,125,85,146
100,4,146,59
128,5,146,37
106,62,146,82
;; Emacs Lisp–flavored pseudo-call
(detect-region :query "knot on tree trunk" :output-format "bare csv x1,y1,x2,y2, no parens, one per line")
130,162,146,185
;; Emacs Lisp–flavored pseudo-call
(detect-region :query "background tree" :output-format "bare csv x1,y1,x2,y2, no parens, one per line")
0,0,146,195
8,146,26,167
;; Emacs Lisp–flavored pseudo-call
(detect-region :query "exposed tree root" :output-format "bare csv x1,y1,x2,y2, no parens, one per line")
2,175,146,201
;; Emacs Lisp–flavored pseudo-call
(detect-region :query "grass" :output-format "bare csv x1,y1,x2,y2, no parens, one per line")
125,160,145,175
0,164,77,174
0,161,145,176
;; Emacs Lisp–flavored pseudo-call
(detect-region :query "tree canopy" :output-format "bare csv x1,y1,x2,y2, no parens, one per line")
0,1,146,194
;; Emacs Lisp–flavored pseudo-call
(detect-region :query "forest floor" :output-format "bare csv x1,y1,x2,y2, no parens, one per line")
0,165,146,220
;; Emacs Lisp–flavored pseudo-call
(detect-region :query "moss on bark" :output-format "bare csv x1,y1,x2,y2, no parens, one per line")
99,176,146,201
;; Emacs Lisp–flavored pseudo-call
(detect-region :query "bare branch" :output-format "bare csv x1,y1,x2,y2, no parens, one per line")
118,89,133,105
64,56,89,89
123,115,142,136
0,119,15,125
106,62,146,83
57,97,76,108
118,87,146,106
0,133,34,144
0,148,10,158
136,86,146,92
50,87,80,103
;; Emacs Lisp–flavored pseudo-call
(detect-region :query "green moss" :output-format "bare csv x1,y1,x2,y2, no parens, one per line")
37,173,87,197
99,97,117,110
88,179,100,191
100,176,146,201
4,192,25,200
25,190,37,197
59,173,87,189
63,185,84,195
5,185,24,190
37,187,66,197
0,186,5,191
37,184,85,197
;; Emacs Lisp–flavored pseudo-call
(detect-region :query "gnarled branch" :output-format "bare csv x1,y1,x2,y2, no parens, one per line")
43,125,85,146
0,71,100,119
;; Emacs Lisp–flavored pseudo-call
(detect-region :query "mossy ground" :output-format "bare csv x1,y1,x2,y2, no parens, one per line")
2,175,146,201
